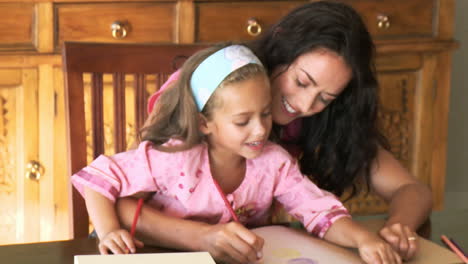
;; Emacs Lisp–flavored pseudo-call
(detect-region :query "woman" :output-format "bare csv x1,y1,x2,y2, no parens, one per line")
116,1,432,263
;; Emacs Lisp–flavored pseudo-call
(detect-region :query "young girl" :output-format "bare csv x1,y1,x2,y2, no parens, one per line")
72,44,401,264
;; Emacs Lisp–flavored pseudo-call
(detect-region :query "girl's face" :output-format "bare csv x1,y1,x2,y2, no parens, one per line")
203,73,272,160
270,49,352,125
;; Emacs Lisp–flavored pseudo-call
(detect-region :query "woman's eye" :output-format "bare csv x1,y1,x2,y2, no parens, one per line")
319,95,331,105
295,79,307,88
262,111,272,117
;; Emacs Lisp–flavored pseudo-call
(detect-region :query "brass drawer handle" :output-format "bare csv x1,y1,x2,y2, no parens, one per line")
110,21,128,39
25,160,44,181
247,18,262,37
377,14,391,29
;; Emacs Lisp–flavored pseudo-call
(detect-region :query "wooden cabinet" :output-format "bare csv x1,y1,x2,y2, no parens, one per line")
0,57,69,244
0,67,39,244
55,2,178,49
195,1,307,42
0,0,456,243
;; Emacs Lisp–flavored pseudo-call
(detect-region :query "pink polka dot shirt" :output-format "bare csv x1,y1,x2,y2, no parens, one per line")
71,140,349,238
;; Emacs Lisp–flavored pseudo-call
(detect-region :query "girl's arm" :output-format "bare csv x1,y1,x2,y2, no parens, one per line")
116,197,264,264
84,187,143,254
324,217,402,264
370,148,432,259
84,187,121,238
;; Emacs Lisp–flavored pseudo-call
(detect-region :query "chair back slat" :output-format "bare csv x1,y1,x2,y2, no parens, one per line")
91,73,104,159
134,74,147,135
113,73,127,153
62,42,207,238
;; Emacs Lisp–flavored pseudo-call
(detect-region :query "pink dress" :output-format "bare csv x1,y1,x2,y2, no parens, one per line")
72,140,349,238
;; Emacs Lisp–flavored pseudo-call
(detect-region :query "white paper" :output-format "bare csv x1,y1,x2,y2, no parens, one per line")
74,252,215,264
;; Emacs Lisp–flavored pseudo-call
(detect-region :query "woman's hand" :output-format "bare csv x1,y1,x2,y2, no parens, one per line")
379,223,419,261
98,229,144,255
357,232,402,264
199,222,264,264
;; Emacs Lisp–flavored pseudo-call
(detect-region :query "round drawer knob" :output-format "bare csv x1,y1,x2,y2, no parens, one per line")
25,160,44,181
110,21,128,39
247,18,262,37
377,14,391,29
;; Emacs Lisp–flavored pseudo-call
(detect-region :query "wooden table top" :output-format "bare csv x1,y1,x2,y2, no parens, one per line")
0,238,167,264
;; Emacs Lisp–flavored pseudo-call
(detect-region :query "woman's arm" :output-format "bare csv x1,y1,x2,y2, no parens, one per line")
370,148,432,259
116,197,264,264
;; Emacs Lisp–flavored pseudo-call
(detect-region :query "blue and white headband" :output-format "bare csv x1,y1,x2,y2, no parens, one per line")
190,45,263,111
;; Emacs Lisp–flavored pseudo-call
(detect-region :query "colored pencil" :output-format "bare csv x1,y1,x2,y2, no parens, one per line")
212,178,240,222
441,235,468,263
130,198,145,237
450,238,467,257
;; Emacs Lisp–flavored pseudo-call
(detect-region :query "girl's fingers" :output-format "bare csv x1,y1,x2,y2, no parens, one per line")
377,246,389,264
231,224,264,261
120,232,136,253
98,243,110,255
212,240,245,264
230,234,261,263
134,238,145,248
112,236,129,254
106,239,125,255
363,251,381,264
386,245,400,264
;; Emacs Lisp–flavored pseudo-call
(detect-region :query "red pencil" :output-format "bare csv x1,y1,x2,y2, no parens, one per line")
441,235,468,263
212,178,240,222
130,198,145,237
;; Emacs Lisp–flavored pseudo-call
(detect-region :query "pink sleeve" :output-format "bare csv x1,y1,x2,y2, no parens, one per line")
71,141,160,202
273,153,350,238
147,70,181,114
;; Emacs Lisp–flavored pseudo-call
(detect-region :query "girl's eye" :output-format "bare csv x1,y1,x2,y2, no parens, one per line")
262,111,272,117
295,79,307,88
234,121,249,127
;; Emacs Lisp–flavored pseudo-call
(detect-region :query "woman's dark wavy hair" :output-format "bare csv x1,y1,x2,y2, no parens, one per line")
250,1,389,199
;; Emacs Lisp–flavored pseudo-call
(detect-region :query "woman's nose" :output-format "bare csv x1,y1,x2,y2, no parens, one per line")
296,90,317,113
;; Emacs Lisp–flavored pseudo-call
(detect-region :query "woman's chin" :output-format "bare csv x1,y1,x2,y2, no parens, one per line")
273,114,296,126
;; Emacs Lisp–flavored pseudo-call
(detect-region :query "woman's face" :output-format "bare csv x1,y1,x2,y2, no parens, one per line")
270,49,352,125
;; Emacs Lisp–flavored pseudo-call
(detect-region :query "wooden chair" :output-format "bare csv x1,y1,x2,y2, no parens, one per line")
62,42,207,238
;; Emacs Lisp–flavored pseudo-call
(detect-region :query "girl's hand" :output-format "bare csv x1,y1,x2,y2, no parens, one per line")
199,222,264,264
379,223,419,261
98,229,144,255
357,233,402,264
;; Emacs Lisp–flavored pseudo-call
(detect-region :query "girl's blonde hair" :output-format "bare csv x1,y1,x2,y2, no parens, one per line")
140,43,267,152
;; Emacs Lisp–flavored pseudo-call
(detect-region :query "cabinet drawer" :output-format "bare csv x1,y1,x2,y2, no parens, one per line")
55,3,177,49
0,3,36,52
195,1,306,43
350,0,434,39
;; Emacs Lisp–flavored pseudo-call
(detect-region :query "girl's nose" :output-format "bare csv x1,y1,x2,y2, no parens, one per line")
253,119,269,137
